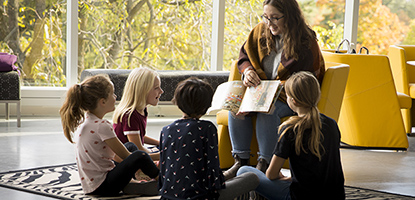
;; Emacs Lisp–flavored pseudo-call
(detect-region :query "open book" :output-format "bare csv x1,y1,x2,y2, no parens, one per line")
208,80,283,114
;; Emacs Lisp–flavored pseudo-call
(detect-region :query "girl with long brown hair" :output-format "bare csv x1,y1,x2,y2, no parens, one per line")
237,71,345,200
60,74,159,196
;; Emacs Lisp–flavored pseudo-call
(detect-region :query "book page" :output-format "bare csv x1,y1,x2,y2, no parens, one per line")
239,80,281,113
207,81,246,114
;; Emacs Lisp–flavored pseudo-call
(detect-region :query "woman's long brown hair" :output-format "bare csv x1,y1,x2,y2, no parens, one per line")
263,0,317,60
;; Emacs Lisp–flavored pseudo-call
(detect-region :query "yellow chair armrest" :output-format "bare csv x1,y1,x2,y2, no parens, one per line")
397,92,412,109
408,83,415,98
216,110,229,126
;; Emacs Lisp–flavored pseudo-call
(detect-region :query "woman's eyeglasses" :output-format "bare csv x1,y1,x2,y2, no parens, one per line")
261,15,284,24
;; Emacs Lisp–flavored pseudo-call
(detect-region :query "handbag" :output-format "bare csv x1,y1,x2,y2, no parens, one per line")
335,39,356,54
335,39,369,55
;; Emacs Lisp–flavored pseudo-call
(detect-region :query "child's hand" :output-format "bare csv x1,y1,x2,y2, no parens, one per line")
278,171,292,181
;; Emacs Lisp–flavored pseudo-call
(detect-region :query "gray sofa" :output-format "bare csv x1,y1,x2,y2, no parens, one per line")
80,69,230,104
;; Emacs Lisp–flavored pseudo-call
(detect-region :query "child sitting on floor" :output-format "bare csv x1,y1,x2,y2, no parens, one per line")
158,77,259,200
60,74,159,196
112,67,163,161
237,71,345,199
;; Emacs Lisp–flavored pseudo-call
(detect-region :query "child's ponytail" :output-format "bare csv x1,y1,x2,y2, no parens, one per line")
60,75,113,143
60,84,85,143
278,71,324,160
308,105,323,160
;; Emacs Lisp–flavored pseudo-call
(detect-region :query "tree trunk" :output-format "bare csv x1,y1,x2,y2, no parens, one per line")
22,0,46,81
105,0,147,69
143,0,154,61
0,0,6,42
6,0,24,70
78,4,88,77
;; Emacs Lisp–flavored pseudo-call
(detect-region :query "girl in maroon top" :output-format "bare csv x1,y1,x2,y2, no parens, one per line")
112,67,164,161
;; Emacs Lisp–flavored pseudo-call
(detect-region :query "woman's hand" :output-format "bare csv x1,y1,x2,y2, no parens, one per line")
236,111,249,116
243,69,261,87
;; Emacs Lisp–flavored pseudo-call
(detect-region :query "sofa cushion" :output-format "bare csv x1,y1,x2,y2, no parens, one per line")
80,69,229,102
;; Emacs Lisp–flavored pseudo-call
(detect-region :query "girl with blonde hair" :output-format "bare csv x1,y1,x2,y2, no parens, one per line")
237,71,345,200
60,74,159,196
113,67,164,161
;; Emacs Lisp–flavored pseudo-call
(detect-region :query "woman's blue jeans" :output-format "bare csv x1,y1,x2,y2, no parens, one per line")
237,166,291,200
228,100,293,163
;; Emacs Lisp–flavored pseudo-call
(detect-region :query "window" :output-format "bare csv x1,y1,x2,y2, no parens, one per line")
0,0,66,87
1,0,213,87
78,1,212,74
358,0,415,54
223,0,262,71
302,0,346,50
3,0,414,88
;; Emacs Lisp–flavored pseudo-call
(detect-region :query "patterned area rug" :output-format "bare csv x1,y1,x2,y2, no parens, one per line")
0,163,414,200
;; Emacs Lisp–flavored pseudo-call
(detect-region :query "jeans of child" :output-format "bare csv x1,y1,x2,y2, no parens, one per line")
237,166,291,200
228,100,294,163
90,149,159,196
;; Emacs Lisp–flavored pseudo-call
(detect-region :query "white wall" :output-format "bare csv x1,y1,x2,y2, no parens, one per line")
0,87,65,117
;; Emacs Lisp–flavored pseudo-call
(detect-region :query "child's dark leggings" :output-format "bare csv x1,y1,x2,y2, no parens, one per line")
90,147,159,196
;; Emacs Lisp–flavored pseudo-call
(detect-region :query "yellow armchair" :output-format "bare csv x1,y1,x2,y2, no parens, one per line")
388,45,415,134
217,61,350,169
322,51,409,150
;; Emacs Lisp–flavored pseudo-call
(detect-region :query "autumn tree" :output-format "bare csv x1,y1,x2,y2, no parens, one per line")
313,0,409,54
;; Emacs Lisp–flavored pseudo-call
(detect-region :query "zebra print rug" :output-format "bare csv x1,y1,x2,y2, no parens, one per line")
0,163,414,200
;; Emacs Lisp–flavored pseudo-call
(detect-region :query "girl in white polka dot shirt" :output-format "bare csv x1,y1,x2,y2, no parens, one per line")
60,74,159,196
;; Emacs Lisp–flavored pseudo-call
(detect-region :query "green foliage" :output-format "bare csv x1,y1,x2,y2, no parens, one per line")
222,0,262,70
314,22,344,50
403,19,415,45
77,0,212,71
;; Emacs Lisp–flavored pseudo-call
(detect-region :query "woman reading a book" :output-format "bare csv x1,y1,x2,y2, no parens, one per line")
223,0,325,180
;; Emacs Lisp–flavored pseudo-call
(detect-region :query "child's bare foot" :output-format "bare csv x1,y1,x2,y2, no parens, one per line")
135,169,153,182
123,179,158,196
